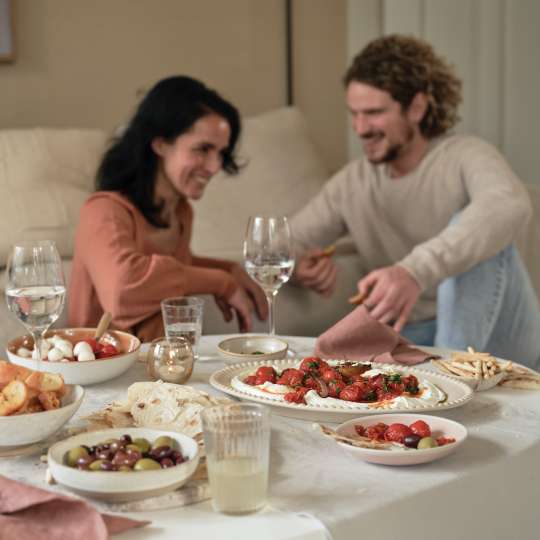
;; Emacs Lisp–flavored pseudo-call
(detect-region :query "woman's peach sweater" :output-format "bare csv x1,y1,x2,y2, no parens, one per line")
68,192,237,342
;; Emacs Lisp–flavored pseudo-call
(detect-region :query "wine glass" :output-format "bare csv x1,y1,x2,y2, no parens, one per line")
243,216,295,335
5,240,66,365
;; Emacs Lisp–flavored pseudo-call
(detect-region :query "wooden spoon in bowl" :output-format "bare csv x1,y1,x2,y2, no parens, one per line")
94,311,112,342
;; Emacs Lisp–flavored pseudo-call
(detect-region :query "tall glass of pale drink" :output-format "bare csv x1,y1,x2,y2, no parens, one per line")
201,403,270,514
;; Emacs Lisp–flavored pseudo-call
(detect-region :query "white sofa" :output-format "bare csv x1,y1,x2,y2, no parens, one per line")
1,107,539,345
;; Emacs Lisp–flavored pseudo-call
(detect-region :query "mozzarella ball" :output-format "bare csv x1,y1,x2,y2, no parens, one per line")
73,341,93,357
55,339,73,357
16,347,32,358
47,347,64,362
77,349,96,362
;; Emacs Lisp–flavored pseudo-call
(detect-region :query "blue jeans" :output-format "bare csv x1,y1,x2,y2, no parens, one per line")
402,244,540,371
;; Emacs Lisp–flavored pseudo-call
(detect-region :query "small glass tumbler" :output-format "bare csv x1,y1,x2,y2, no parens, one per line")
146,336,194,384
201,403,270,514
161,297,204,359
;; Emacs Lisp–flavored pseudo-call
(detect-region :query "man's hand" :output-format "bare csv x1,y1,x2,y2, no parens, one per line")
230,265,268,321
294,249,338,297
357,265,421,332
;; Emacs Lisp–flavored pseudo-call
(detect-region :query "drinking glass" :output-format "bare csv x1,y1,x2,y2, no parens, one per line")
146,336,194,384
5,240,66,365
243,216,295,335
161,297,204,359
201,403,270,514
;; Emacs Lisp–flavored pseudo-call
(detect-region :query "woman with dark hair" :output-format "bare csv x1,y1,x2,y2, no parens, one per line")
68,76,267,341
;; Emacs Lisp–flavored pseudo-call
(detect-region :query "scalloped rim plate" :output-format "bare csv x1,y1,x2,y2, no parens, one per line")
209,359,474,422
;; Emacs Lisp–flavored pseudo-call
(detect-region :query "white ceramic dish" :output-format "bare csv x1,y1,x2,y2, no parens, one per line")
6,328,141,385
334,413,467,466
210,359,474,423
217,335,289,362
48,427,200,502
431,363,506,391
0,385,84,447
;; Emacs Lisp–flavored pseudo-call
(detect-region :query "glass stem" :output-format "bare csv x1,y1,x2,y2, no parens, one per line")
31,330,45,365
265,291,277,335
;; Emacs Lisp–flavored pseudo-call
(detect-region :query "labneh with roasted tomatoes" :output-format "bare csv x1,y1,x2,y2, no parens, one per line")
231,357,446,409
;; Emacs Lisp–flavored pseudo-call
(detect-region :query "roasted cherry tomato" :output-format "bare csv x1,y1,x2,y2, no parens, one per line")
436,436,456,446
384,423,413,444
97,344,119,359
244,375,257,385
83,337,100,354
338,385,364,402
254,366,277,385
354,424,366,437
298,357,329,374
284,387,310,404
327,379,346,398
365,422,388,441
409,420,431,438
276,368,304,387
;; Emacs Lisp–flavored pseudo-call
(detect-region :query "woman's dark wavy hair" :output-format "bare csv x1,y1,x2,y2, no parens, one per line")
96,75,241,226
344,34,462,138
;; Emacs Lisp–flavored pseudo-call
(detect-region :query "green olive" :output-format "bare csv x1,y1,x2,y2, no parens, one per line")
151,436,175,450
89,459,105,471
133,438,151,454
134,458,161,471
417,436,438,449
118,465,132,472
65,446,89,467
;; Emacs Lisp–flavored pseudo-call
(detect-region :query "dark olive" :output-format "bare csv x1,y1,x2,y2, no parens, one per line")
160,457,175,468
150,445,172,460
120,434,133,444
96,450,112,461
76,455,95,468
100,460,115,471
403,434,421,448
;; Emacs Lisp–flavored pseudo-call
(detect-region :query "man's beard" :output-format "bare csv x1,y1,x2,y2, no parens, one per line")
362,125,415,164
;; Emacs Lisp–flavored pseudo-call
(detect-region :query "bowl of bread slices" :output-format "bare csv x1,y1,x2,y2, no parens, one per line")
0,360,84,447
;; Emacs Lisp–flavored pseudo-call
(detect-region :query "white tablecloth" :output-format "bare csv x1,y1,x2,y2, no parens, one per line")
2,335,539,540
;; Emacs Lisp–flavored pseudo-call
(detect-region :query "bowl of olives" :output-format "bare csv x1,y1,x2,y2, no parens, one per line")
47,427,199,501
334,413,467,466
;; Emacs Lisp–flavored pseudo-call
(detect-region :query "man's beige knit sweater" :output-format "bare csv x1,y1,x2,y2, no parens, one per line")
291,134,532,322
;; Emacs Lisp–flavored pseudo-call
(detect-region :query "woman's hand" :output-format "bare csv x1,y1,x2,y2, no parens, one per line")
215,286,255,333
294,249,338,297
230,265,268,321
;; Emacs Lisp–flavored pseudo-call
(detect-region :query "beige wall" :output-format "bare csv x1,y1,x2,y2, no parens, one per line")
0,0,286,129
292,0,348,172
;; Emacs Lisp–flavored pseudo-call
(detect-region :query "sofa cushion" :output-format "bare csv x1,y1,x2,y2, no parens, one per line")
190,107,330,260
0,128,107,265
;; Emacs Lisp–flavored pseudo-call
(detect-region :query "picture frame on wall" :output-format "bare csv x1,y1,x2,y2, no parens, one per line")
0,0,14,63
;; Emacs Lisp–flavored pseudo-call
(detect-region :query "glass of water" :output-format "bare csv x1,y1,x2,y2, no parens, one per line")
161,296,204,359
5,240,66,366
243,216,295,335
201,403,270,514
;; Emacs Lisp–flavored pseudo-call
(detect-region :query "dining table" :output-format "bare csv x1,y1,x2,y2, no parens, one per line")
1,334,539,540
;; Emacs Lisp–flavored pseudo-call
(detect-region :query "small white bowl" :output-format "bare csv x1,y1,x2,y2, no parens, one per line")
48,427,200,502
335,413,467,466
6,328,141,386
0,385,84,447
217,335,289,362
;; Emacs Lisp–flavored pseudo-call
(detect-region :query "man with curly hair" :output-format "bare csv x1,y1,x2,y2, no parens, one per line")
293,34,540,368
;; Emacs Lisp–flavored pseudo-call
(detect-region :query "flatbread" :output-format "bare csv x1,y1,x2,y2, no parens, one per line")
84,381,230,437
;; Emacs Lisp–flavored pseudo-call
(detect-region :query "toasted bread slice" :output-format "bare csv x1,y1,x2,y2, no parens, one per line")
0,380,29,416
24,371,65,393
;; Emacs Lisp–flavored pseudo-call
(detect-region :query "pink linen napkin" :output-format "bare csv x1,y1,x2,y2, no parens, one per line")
0,475,149,540
314,305,437,365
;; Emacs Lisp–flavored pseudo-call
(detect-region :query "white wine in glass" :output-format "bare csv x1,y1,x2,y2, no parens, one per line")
243,216,295,335
5,240,66,365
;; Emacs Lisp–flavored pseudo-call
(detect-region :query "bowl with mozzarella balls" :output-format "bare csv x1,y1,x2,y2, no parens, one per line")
5,328,141,385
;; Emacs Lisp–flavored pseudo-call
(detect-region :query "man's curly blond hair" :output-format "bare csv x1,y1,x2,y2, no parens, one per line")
344,34,462,138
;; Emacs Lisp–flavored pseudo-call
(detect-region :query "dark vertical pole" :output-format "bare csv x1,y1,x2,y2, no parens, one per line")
286,0,293,105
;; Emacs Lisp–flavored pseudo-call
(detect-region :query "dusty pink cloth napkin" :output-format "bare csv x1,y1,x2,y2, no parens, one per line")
0,475,149,540
314,305,437,365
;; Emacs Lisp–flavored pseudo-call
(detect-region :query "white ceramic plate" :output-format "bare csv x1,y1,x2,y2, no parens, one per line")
48,427,200,502
0,385,84,447
209,359,474,423
6,328,141,385
217,335,289,362
334,413,467,465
